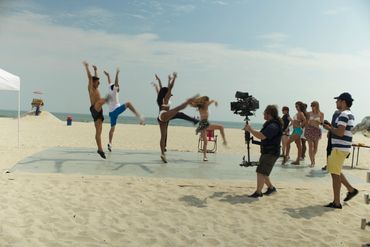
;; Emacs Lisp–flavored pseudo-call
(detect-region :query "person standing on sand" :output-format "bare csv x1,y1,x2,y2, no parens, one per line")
304,101,324,167
244,105,282,198
103,68,145,152
281,106,290,158
83,61,109,159
190,96,227,161
323,92,358,209
283,101,306,165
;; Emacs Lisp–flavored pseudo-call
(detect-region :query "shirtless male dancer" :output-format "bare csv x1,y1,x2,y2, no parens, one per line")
103,68,145,152
83,61,109,159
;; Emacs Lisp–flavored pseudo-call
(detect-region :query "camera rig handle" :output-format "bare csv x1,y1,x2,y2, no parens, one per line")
240,121,259,167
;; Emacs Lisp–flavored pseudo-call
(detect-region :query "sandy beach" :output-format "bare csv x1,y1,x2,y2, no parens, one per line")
0,112,369,246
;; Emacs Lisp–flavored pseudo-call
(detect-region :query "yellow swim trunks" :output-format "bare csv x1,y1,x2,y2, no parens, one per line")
327,149,350,175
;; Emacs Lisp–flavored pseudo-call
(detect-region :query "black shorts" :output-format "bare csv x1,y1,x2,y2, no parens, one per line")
90,105,104,122
256,153,278,176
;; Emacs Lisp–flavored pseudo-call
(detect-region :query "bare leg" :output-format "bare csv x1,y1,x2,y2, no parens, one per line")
301,139,306,159
313,140,319,165
283,138,291,164
201,130,208,161
264,176,273,188
125,101,145,125
109,126,115,144
308,140,314,167
94,120,103,152
159,122,168,162
256,173,265,193
291,134,301,164
208,124,227,145
161,95,198,122
281,135,288,156
340,173,355,192
331,173,342,206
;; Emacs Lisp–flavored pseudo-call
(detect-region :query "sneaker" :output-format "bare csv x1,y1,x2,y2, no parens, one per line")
97,150,106,159
324,202,342,209
248,191,263,198
343,188,359,202
107,143,112,152
263,186,277,195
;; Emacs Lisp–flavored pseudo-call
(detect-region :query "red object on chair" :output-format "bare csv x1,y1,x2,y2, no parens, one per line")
198,129,218,153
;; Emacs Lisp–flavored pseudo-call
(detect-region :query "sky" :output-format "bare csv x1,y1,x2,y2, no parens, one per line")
0,0,370,124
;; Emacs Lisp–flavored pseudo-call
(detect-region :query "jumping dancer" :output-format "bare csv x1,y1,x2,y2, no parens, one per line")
104,68,145,152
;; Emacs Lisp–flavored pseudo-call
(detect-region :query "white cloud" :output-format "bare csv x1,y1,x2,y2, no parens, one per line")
323,6,350,16
56,6,115,29
257,32,288,49
0,10,369,123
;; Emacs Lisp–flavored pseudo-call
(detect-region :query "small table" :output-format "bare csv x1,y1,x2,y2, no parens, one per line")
351,143,370,168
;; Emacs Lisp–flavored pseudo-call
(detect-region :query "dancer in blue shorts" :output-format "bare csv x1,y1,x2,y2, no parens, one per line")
104,68,145,152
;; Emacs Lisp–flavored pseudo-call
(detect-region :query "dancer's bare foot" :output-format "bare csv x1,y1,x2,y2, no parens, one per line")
139,116,145,125
160,154,167,163
291,160,300,165
186,94,200,104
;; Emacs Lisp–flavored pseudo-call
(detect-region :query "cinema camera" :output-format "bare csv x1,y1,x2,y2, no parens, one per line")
230,91,260,167
230,91,259,120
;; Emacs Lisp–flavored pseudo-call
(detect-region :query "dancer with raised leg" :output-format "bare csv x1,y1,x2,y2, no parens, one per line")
156,72,198,163
104,68,145,152
190,96,227,161
83,61,109,159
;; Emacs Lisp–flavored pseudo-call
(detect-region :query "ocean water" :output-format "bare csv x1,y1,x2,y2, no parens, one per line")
0,109,263,130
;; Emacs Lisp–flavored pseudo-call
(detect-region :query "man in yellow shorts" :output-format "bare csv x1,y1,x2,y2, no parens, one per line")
323,92,358,209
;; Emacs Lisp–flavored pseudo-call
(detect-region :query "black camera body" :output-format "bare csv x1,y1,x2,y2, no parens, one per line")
230,91,259,120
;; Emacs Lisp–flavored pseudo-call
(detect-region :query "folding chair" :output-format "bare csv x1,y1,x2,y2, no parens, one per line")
198,129,218,153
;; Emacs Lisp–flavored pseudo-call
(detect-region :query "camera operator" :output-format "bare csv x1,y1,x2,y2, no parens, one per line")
244,105,283,198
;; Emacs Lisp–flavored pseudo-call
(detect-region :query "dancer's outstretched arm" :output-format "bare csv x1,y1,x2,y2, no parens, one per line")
155,74,162,89
104,70,112,84
114,68,120,91
83,61,93,90
92,64,98,77
207,99,218,107
164,72,177,104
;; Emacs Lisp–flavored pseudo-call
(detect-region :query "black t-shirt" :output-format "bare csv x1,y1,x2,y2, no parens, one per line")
260,120,282,156
282,114,290,131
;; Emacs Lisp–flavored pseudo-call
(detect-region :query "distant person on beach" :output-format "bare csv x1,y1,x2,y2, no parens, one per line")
156,72,199,163
103,68,145,152
300,103,308,160
304,101,324,167
190,96,227,161
283,101,306,165
323,92,358,209
322,110,341,171
244,105,282,198
281,106,290,158
83,61,109,159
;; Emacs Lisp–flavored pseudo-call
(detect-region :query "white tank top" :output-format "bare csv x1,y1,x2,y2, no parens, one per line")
108,85,121,112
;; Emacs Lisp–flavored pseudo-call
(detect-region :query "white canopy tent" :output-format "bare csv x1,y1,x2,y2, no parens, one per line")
0,68,20,148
